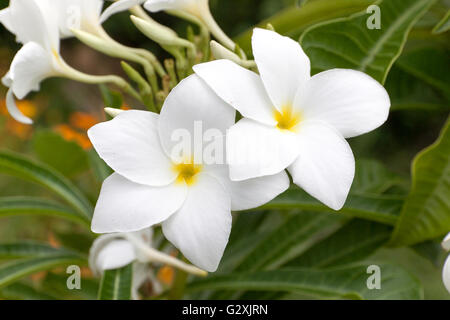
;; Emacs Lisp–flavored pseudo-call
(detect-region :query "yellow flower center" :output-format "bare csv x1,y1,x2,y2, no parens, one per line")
274,105,302,132
173,161,202,186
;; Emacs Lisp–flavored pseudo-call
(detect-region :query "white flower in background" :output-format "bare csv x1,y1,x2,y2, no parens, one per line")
194,28,391,210
0,0,66,124
88,75,289,272
89,229,161,299
0,0,142,124
442,233,450,294
0,0,145,39
90,227,207,298
144,0,236,50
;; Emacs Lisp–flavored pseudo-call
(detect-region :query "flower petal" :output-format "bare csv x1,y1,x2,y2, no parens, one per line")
443,233,450,252
207,166,290,211
9,0,59,51
10,42,55,99
296,69,390,138
6,89,33,124
100,0,145,23
91,173,187,233
288,121,355,210
144,0,199,12
252,28,310,109
158,75,235,162
95,239,136,271
0,8,13,34
444,255,450,294
194,60,276,126
88,110,178,186
227,118,300,181
162,174,232,272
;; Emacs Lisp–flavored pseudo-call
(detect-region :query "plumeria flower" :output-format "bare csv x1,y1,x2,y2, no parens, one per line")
88,75,289,271
0,0,66,124
442,233,450,294
89,227,205,298
0,0,144,39
144,0,236,50
89,228,161,299
0,0,140,124
194,28,390,210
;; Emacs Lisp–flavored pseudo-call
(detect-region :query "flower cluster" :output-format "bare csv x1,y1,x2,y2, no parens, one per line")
1,1,391,274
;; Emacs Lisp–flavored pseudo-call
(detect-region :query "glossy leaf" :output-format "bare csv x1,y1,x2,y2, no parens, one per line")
285,219,392,268
98,264,133,300
235,211,347,272
235,0,376,53
0,254,86,288
432,10,450,34
261,188,403,225
0,197,90,227
390,118,450,246
188,264,423,300
0,151,93,219
300,0,437,83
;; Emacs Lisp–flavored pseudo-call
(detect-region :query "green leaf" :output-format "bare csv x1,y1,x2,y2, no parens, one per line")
261,188,403,226
0,151,93,219
235,0,376,53
0,197,90,227
0,282,58,300
300,0,437,83
390,118,450,246
396,47,450,95
0,254,86,289
235,211,347,272
0,242,79,259
352,159,407,194
188,264,423,300
432,10,450,34
32,130,89,177
98,264,133,300
99,84,123,109
285,219,392,268
386,66,450,111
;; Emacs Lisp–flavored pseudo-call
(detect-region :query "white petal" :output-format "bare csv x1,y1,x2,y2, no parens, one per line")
6,89,33,125
252,28,310,109
158,75,235,162
226,118,300,181
2,71,12,87
91,173,187,233
88,110,178,186
288,121,355,210
10,42,56,99
207,166,290,211
96,239,136,271
444,255,450,294
144,0,198,12
443,233,450,252
194,60,276,126
9,0,59,51
0,8,13,34
162,174,232,272
296,69,391,138
100,0,145,23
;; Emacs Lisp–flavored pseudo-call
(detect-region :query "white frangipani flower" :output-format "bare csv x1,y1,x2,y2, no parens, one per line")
0,0,65,124
442,233,450,294
144,0,236,50
0,0,142,124
88,75,289,272
89,229,159,299
194,28,391,210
